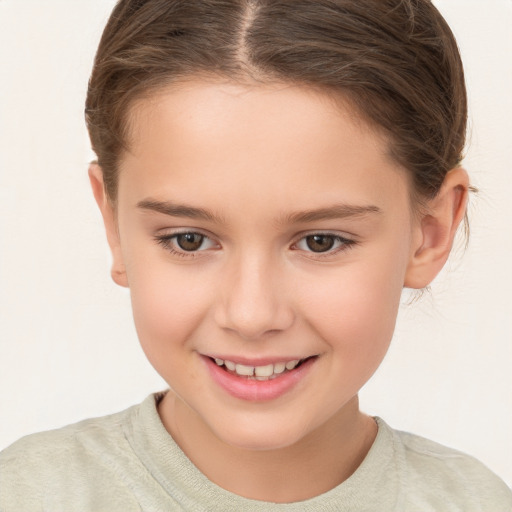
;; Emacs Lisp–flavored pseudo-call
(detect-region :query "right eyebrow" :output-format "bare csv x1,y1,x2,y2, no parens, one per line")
282,204,382,224
137,199,224,223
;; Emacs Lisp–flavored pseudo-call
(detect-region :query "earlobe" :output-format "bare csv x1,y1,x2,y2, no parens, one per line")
88,163,129,288
404,167,469,289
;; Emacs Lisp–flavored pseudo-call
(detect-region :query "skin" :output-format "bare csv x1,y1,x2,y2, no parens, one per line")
90,79,468,503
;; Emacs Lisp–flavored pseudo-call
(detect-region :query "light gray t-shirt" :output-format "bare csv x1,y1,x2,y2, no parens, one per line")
1,391,511,511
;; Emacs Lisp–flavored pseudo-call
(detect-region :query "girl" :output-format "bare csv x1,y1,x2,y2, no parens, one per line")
1,0,511,510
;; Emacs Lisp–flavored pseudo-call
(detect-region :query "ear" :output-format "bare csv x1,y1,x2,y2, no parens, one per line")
404,167,469,289
88,163,129,288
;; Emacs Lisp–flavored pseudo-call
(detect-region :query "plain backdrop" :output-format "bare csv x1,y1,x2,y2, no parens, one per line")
0,0,511,488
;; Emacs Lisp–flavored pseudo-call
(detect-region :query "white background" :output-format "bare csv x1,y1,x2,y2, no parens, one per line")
0,0,511,488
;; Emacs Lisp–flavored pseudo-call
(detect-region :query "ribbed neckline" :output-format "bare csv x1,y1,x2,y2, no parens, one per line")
123,391,400,511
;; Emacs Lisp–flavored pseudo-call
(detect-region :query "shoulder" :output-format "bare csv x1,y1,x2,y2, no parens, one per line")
0,403,133,466
0,401,142,511
382,421,512,511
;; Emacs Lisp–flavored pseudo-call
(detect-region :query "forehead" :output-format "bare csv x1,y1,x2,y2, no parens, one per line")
127,79,386,158
119,80,410,216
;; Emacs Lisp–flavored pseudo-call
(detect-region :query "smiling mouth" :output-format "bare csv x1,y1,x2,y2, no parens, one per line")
209,356,316,381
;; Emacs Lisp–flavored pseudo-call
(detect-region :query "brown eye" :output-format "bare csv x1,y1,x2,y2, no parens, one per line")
155,231,218,256
305,235,335,253
293,233,355,256
176,233,205,251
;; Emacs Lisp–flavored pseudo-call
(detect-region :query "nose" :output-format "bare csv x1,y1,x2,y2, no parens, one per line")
214,252,295,340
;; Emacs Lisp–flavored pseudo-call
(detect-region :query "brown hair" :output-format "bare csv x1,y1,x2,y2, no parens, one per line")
85,0,467,206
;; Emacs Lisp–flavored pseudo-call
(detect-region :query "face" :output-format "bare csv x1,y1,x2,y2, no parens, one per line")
107,80,420,451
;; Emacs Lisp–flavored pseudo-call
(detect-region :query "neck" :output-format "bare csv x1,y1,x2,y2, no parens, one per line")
158,392,377,503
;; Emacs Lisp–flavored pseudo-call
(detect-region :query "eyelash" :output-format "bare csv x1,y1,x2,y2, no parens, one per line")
154,231,357,259
154,231,216,258
291,233,357,259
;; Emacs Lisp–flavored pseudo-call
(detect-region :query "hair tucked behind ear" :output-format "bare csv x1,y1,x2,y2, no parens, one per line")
85,0,467,208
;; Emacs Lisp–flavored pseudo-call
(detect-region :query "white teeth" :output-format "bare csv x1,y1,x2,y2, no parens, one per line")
225,360,236,371
214,357,306,377
285,359,300,370
254,364,274,377
235,364,255,376
273,362,286,374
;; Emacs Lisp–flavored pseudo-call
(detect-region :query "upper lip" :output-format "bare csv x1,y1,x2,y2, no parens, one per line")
203,354,316,366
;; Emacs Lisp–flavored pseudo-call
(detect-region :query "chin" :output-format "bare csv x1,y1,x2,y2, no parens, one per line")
205,411,317,452
220,428,304,452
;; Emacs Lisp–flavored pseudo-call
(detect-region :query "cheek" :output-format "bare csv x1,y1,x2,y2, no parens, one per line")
127,260,212,366
302,260,404,363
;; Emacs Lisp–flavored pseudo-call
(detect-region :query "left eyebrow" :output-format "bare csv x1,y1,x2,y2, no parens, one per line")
137,199,224,223
282,204,382,224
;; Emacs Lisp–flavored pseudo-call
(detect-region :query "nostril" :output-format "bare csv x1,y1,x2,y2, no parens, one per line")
212,272,295,339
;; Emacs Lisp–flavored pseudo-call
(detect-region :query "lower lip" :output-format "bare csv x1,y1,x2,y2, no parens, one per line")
203,356,317,402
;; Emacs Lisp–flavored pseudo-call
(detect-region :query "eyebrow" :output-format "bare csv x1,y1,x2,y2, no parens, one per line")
137,199,224,223
283,204,382,224
137,198,381,224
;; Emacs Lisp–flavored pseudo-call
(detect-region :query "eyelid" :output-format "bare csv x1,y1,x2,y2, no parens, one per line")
156,225,217,238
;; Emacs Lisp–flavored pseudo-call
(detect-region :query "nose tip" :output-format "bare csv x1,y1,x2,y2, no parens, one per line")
214,261,295,340
216,293,295,340
225,324,283,342
224,313,292,341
